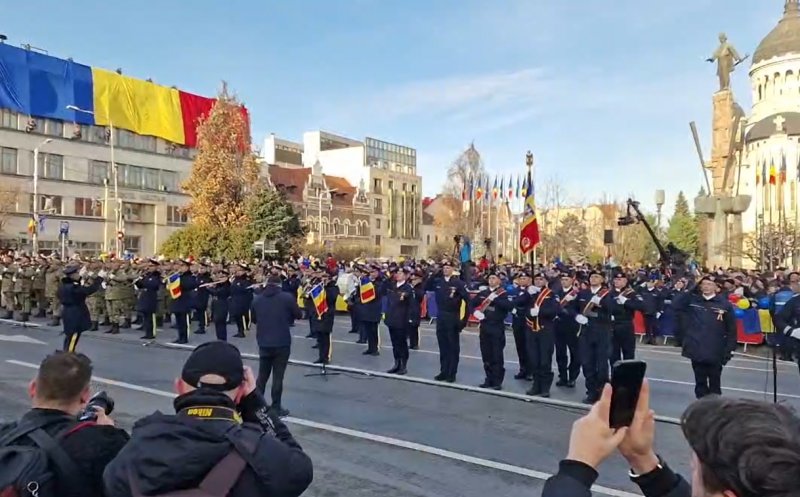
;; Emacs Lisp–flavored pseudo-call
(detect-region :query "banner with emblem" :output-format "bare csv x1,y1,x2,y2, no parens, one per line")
519,169,540,254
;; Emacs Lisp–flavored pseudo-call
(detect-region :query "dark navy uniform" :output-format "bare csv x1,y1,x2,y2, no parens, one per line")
354,274,383,355
471,285,513,389
206,279,231,341
192,270,212,334
384,274,415,374
425,268,470,382
58,267,102,352
408,279,425,350
673,285,737,398
641,283,664,344
230,273,254,338
771,292,800,374
525,283,560,396
313,280,340,364
511,284,533,380
135,269,162,340
609,282,648,366
554,287,581,387
168,267,198,344
568,283,616,403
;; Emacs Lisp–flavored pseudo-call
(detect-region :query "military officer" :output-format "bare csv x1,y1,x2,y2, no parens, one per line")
59,265,103,352
609,270,648,367
471,272,513,390
45,259,63,326
554,272,581,388
229,264,254,338
31,255,47,317
104,260,127,334
135,259,163,340
425,260,470,382
13,255,35,322
1,254,16,319
510,272,533,380
384,267,415,375
313,270,340,365
206,269,231,341
169,259,198,344
86,260,107,331
192,261,212,335
525,272,560,397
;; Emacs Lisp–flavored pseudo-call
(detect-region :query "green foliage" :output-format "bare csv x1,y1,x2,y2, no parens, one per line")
554,214,589,263
667,191,699,256
160,224,253,260
246,188,306,244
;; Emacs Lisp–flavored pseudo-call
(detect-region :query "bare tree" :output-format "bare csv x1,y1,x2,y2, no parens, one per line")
442,142,485,198
719,223,797,269
0,187,19,234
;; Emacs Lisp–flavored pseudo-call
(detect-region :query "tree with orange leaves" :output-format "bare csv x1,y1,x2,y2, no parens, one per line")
182,84,260,228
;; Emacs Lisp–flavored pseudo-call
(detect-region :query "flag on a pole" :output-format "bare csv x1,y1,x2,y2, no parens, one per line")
519,170,540,254
310,283,328,318
37,215,45,233
475,177,484,200
27,216,36,235
520,175,528,198
780,153,787,184
762,160,767,187
499,176,505,200
492,176,498,200
769,158,777,185
507,176,514,199
756,160,761,186
515,175,521,198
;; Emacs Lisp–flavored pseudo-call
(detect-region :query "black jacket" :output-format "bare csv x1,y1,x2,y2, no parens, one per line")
103,390,312,497
135,271,162,314
0,408,129,497
58,277,103,333
672,290,737,364
542,459,690,497
251,285,302,348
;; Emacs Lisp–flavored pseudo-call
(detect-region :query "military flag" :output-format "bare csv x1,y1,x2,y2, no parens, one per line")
769,158,777,185
310,283,328,318
519,169,540,254
492,176,499,200
359,277,376,303
167,273,182,299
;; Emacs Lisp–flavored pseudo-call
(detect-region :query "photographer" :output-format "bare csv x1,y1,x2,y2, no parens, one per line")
0,352,129,497
543,381,800,497
103,341,312,497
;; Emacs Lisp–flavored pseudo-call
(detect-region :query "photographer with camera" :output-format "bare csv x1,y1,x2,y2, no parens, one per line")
0,352,129,497
103,341,313,497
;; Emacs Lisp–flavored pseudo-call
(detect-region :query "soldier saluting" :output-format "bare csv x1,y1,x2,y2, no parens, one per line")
425,260,470,383
471,272,513,390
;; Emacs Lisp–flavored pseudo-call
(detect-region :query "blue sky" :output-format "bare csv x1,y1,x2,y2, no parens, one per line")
1,0,785,214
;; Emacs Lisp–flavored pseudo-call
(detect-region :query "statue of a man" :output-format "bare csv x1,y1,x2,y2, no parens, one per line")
707,32,744,92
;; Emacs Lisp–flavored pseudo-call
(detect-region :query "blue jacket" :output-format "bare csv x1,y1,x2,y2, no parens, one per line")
354,277,384,323
252,285,302,348
673,290,737,364
384,281,415,329
169,271,198,314
230,276,253,316
207,282,231,323
135,271,162,314
192,272,212,310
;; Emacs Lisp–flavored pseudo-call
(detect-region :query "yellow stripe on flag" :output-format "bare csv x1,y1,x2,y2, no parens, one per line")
92,68,186,144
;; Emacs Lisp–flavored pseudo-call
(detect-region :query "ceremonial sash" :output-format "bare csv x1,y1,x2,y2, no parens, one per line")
526,287,552,331
473,288,505,319
581,289,609,316
559,289,578,306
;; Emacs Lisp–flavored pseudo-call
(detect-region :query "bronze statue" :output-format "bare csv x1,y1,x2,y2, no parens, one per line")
707,33,746,92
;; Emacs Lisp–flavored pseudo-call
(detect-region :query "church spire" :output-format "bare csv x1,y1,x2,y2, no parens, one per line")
787,0,799,16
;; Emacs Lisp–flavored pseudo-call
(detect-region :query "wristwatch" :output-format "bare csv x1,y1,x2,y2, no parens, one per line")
628,455,664,480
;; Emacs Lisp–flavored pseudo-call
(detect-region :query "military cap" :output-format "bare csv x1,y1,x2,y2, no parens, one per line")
147,258,160,265
238,263,250,271
612,270,628,279
63,265,81,276
588,269,605,278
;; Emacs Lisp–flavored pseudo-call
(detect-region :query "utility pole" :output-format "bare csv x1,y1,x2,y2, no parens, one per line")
32,138,53,254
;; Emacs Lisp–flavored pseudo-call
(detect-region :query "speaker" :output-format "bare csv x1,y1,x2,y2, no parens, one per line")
603,229,614,245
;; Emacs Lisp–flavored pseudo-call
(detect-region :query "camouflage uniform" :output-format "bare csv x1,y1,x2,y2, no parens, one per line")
45,263,62,325
1,262,15,318
119,265,136,328
105,266,128,332
32,263,47,317
13,263,35,321
86,263,106,330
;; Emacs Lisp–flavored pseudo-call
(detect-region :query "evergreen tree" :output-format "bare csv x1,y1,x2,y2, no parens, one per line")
667,191,699,256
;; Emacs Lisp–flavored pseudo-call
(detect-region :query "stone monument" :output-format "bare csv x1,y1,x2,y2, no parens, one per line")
695,34,751,268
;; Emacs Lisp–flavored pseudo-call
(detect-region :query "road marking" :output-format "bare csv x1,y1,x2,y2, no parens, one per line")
0,318,42,328
4,359,639,497
0,334,46,345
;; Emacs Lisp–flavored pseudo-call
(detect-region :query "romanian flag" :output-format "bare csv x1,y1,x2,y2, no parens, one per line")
762,160,767,187
310,283,328,318
359,277,376,303
499,176,505,200
769,159,777,185
520,175,528,199
0,43,248,148
492,176,499,200
475,178,484,200
507,176,514,199
167,273,182,299
780,153,787,184
519,170,540,254
755,160,761,186
516,175,521,198
26,216,36,235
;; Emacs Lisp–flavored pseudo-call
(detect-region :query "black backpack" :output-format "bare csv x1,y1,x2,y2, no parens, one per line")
0,418,88,497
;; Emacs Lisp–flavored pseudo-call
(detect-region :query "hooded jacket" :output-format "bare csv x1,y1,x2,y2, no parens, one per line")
103,389,312,497
251,285,302,348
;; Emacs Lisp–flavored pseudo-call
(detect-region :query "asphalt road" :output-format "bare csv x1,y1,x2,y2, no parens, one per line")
0,315,798,497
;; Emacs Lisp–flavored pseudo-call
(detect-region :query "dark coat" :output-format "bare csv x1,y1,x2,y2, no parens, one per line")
58,276,102,333
570,287,616,333
310,281,339,334
230,276,253,316
135,271,162,314
425,274,470,317
168,271,198,314
470,287,513,332
672,290,737,364
542,459,690,497
192,272,212,310
207,281,231,323
408,282,425,326
0,408,129,497
354,277,383,323
384,281,415,329
251,285,302,348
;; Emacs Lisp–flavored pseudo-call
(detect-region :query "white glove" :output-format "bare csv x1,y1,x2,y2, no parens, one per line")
527,285,540,295
784,327,800,340
511,308,517,316
590,295,601,306
564,293,576,302
98,270,108,279
656,312,662,319
79,266,88,277
473,310,485,321
11,276,16,282
17,267,22,273
487,293,497,302
101,282,108,290
575,314,589,325
530,306,540,317
617,295,628,305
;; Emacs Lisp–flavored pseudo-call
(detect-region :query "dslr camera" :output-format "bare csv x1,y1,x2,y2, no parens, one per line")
78,391,115,422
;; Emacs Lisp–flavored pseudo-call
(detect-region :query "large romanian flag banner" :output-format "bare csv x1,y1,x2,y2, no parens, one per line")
0,44,247,147
519,169,540,254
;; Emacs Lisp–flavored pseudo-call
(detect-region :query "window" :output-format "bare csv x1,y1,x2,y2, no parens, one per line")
372,178,382,193
89,161,108,184
123,202,146,222
411,184,417,193
123,164,143,188
32,195,63,215
143,168,159,190
161,170,178,191
117,129,137,149
0,109,17,129
375,218,381,229
40,153,64,179
89,125,110,144
167,205,189,225
74,197,103,217
124,236,141,253
1,147,17,174
402,183,407,192
141,135,157,153
43,119,63,137
373,198,382,214
388,180,394,190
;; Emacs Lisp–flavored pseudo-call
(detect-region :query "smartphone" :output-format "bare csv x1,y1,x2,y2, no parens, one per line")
609,360,647,429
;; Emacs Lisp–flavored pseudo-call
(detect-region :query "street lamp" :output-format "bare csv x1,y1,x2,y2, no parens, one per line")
32,138,53,254
655,189,665,229
66,105,119,254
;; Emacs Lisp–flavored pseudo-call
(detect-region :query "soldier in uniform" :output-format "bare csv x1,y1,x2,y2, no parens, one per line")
191,261,212,335
525,272,560,397
134,259,163,340
313,270,340,365
407,269,425,350
206,269,231,341
384,267,414,375
31,255,47,317
609,270,648,367
355,265,384,356
45,258,63,326
58,264,103,352
510,272,533,380
14,255,35,322
169,259,198,344
229,264,254,338
119,260,136,329
567,269,616,404
86,260,107,331
554,272,581,388
425,260,470,382
1,254,16,319
471,272,513,390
